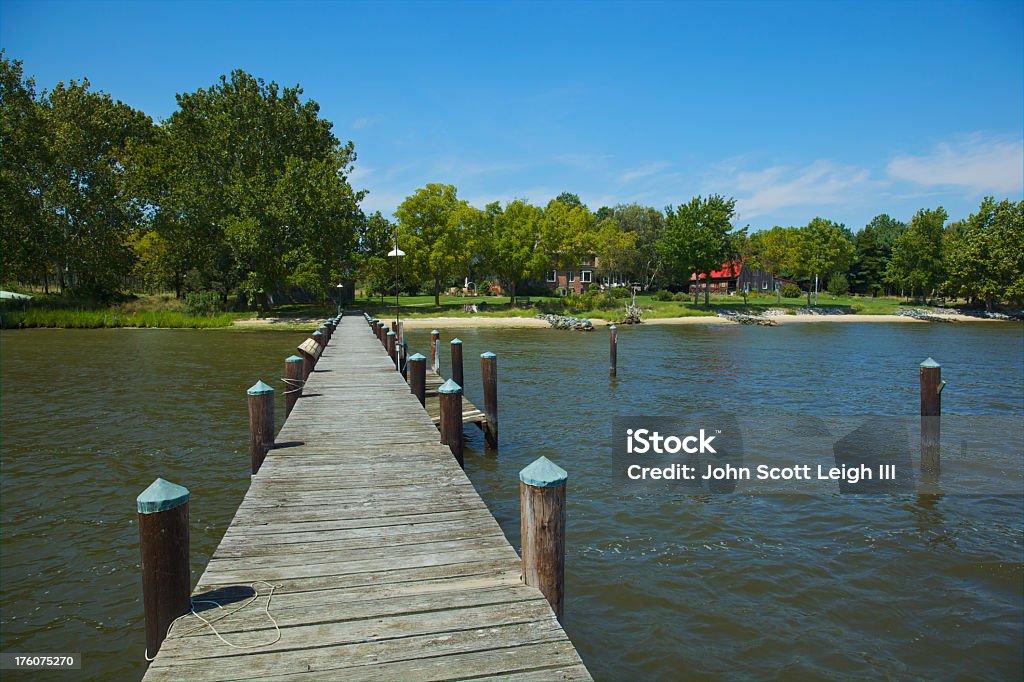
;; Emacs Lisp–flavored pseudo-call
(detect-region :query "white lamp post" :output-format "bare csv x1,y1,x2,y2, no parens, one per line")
386,228,405,326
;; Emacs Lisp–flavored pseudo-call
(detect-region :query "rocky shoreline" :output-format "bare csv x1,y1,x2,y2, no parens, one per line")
535,314,595,331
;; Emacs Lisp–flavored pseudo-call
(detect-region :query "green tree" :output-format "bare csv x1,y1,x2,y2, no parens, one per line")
607,204,665,290
0,52,48,287
40,78,154,297
886,207,947,300
593,217,637,285
395,183,474,307
543,199,599,276
796,217,854,305
944,197,1023,309
659,195,739,305
850,215,906,295
481,199,548,302
152,70,362,310
744,226,800,279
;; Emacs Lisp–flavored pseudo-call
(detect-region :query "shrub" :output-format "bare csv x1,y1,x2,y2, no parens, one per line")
184,290,222,316
608,287,631,299
781,284,801,299
827,273,850,297
672,292,686,301
653,289,673,302
478,281,492,296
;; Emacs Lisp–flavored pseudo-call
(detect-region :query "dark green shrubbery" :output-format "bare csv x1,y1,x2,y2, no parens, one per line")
781,284,802,299
184,290,222,316
653,289,673,301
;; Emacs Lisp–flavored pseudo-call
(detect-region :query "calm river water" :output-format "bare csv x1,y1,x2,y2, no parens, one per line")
1,322,1022,681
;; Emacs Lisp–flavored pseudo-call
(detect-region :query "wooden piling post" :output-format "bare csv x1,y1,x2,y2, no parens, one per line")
318,324,329,346
408,353,426,406
391,320,398,335
312,330,324,350
431,330,440,373
400,339,408,379
137,478,191,659
481,352,498,448
247,379,275,474
451,338,464,389
438,379,464,468
519,456,567,621
609,324,617,377
284,355,304,416
920,357,943,475
386,330,397,369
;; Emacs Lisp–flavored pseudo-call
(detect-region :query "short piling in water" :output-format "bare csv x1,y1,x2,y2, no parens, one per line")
609,324,618,377
519,456,567,621
408,353,426,406
284,355,304,416
247,379,275,474
431,330,440,373
386,330,398,369
920,357,944,476
451,338,464,389
481,352,498,448
438,379,464,468
137,478,191,660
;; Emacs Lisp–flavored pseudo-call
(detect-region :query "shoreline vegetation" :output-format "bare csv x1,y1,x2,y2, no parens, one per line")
1,292,1018,330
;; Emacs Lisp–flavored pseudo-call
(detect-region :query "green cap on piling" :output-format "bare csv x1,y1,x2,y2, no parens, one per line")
481,351,496,359
451,338,462,345
387,330,396,336
439,379,463,394
247,379,274,395
285,355,303,363
610,324,617,331
137,478,190,514
431,330,440,335
312,330,323,337
920,357,941,368
519,456,568,488
409,353,426,361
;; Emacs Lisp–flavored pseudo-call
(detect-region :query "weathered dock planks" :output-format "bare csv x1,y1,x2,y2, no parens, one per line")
142,315,590,682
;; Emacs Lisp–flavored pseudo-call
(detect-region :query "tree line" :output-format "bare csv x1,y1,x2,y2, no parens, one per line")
2,53,1021,311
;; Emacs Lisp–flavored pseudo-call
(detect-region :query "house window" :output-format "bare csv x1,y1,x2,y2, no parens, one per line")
567,271,575,283
547,270,557,282
762,281,769,290
581,270,592,283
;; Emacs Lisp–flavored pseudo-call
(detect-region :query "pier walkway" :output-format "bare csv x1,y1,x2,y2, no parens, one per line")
142,315,590,681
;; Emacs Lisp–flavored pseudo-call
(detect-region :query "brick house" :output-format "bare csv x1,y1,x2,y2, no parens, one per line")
546,254,598,296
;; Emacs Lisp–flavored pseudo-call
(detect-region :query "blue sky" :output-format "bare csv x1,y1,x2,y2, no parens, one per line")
2,0,1021,230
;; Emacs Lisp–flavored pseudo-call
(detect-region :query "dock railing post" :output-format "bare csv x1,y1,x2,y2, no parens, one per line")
431,330,440,373
439,379,464,468
284,355,304,416
137,478,191,660
312,330,324,350
920,357,943,477
408,353,426,406
609,324,618,377
519,456,567,621
386,330,397,369
400,339,408,378
247,379,275,474
481,352,498,448
451,338,464,389
320,323,330,345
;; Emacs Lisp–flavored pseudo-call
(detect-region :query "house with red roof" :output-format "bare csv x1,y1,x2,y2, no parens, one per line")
689,260,793,295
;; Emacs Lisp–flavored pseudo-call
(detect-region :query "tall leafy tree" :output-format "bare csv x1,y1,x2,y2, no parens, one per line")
850,214,906,295
40,78,154,297
944,197,1023,309
395,183,473,307
796,217,854,305
659,194,739,304
0,52,48,287
886,207,947,300
543,199,599,276
607,204,665,290
481,199,548,302
744,226,801,279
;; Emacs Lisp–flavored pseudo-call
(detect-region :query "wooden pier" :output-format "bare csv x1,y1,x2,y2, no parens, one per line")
141,314,590,681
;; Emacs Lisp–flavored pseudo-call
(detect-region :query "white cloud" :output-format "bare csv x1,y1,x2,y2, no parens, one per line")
619,161,673,184
351,116,372,130
886,135,1023,195
724,160,876,219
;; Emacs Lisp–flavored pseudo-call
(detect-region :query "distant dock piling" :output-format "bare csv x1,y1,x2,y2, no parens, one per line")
920,357,944,476
520,457,568,621
481,352,498,448
247,379,275,474
609,324,618,377
137,478,191,660
439,378,464,468
284,355,304,416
